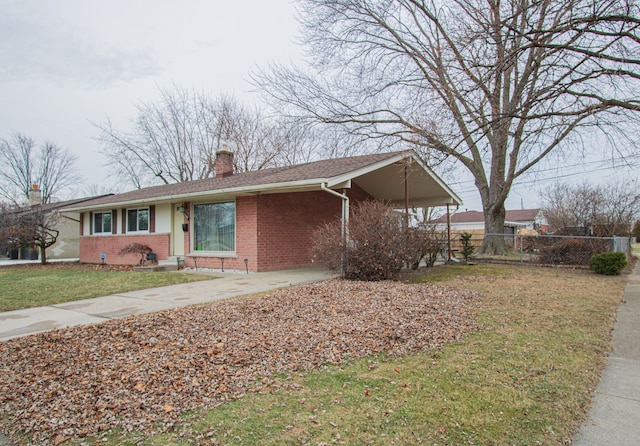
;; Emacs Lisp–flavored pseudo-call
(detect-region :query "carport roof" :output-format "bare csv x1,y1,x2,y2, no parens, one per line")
62,150,462,211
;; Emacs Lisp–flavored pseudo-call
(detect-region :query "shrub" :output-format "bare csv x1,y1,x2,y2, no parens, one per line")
312,201,442,280
405,226,445,269
536,238,610,265
589,252,627,275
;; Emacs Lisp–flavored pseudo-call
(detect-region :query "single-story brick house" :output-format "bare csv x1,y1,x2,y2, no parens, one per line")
62,149,461,272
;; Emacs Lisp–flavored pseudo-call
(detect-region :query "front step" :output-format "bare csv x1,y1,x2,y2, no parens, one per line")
133,264,178,272
134,256,184,272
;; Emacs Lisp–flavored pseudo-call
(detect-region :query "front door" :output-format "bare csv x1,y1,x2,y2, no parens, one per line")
173,206,186,256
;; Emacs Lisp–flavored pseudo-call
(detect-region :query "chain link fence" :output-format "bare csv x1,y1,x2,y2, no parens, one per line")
443,233,631,266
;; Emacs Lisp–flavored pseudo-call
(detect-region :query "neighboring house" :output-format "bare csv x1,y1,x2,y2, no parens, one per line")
505,209,549,233
435,208,547,233
2,187,112,261
62,149,462,272
433,208,548,249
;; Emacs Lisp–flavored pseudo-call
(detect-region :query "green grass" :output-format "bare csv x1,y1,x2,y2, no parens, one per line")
0,266,213,311
93,263,626,446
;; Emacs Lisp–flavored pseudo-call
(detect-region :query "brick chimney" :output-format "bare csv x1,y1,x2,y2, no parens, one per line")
28,184,42,205
215,144,234,178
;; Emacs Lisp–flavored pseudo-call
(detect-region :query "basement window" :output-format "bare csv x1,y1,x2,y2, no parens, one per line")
93,212,112,234
194,202,235,252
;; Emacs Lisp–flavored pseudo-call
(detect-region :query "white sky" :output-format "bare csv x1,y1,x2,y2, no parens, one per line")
0,0,301,193
1,0,636,212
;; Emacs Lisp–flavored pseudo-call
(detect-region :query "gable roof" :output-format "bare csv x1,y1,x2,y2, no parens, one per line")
505,209,542,222
62,151,462,212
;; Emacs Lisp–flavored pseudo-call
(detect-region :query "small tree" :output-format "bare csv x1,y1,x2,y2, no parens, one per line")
459,232,475,263
119,243,154,265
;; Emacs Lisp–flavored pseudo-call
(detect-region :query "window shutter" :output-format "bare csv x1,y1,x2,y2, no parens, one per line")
89,212,93,235
80,213,84,236
112,209,118,234
149,205,156,233
121,208,127,234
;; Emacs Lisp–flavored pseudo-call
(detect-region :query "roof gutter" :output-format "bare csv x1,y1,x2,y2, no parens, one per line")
321,183,349,277
62,180,327,213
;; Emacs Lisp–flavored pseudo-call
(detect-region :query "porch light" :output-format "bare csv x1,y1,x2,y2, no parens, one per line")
176,203,190,220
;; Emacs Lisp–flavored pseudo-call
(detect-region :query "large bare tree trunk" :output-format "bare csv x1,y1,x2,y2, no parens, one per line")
481,205,508,255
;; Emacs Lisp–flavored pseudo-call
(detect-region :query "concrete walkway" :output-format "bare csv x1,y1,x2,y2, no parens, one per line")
572,260,640,445
0,268,336,342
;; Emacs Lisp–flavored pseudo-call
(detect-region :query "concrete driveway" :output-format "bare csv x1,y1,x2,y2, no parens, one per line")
0,268,336,342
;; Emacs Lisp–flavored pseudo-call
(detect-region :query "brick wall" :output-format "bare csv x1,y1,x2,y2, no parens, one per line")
80,233,171,265
254,185,372,271
80,183,372,271
254,191,337,271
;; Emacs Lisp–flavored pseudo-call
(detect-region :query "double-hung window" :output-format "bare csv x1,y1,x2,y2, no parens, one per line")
93,212,112,234
127,208,149,232
194,202,235,252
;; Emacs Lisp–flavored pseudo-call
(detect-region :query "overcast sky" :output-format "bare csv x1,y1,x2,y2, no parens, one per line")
0,0,301,193
1,0,636,212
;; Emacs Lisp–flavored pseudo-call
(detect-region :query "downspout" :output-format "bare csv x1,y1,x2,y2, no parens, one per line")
321,183,349,277
404,162,409,229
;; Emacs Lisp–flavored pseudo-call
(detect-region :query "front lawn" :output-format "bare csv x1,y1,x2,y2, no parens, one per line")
0,263,627,445
0,264,212,311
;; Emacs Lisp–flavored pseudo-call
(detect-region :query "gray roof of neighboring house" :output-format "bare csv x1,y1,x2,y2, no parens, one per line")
434,209,543,224
62,150,462,212
30,195,113,213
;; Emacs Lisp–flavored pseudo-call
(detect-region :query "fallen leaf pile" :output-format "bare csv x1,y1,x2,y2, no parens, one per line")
0,279,479,444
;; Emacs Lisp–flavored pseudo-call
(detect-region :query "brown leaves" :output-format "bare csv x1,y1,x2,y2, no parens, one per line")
0,279,478,444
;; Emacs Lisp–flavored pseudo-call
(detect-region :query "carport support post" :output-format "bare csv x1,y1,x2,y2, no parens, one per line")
447,204,452,262
322,184,349,277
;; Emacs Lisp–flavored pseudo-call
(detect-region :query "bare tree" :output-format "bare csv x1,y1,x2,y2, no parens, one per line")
541,182,603,234
0,202,59,264
0,133,78,205
596,180,640,236
541,180,640,236
255,0,640,253
95,86,298,187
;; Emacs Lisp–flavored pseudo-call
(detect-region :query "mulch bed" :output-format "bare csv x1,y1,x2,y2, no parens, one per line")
0,279,479,444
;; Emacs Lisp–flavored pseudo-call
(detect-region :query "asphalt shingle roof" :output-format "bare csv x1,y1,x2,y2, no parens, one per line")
62,151,410,210
434,208,542,224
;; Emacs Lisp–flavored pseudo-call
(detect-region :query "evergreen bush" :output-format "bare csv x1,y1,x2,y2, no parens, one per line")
589,252,627,275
